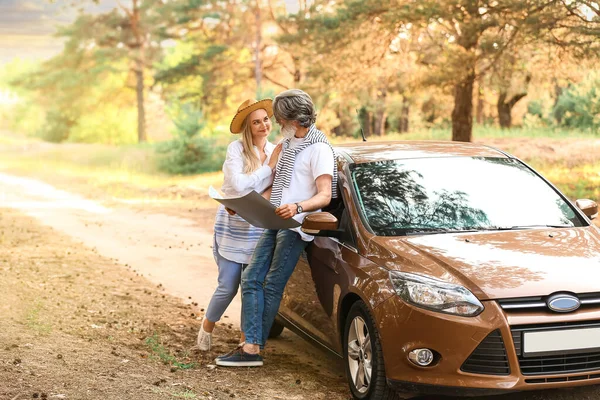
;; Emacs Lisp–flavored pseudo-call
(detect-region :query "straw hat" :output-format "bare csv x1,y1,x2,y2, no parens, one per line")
229,98,274,134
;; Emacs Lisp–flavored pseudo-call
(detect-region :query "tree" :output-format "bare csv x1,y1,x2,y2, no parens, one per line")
50,0,170,142
155,0,277,122
273,1,422,136
489,48,532,128
296,0,573,141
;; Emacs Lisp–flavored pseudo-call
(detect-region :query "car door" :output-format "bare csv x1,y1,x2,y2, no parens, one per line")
279,235,342,351
279,197,359,354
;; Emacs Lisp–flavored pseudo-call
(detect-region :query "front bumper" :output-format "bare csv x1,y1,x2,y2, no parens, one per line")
386,379,515,397
373,296,600,394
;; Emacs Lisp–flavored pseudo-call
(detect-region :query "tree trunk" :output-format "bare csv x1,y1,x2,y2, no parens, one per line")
129,0,146,143
357,107,373,137
254,4,262,94
293,56,301,84
373,110,387,136
422,97,436,124
366,111,373,137
373,88,387,136
398,96,409,133
553,81,565,125
135,63,146,143
476,78,484,125
497,94,512,128
451,71,476,142
375,111,387,136
497,91,527,129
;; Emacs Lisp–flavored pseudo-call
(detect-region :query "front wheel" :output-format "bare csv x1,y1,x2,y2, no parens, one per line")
344,300,397,400
268,319,285,339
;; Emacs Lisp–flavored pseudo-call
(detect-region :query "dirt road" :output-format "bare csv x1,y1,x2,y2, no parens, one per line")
0,172,223,319
2,172,600,400
0,174,349,400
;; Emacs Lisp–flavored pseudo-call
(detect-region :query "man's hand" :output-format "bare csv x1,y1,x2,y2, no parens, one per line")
275,203,297,219
225,207,236,216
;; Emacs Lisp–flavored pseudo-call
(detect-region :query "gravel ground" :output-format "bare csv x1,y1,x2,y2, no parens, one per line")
0,209,349,400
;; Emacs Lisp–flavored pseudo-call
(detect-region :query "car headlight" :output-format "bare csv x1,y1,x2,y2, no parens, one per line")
389,271,484,317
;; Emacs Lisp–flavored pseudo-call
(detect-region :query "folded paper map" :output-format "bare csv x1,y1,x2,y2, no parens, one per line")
209,186,301,230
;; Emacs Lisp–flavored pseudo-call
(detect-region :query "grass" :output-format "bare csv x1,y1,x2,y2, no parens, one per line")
532,162,600,201
151,388,198,399
0,128,598,202
26,301,52,334
145,333,195,370
0,136,223,204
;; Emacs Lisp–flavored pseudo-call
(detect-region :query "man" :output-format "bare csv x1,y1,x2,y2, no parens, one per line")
215,89,337,366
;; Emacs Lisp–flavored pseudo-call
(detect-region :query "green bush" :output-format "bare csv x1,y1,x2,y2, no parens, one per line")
37,108,76,143
156,104,225,174
552,74,600,132
68,104,137,145
527,100,545,118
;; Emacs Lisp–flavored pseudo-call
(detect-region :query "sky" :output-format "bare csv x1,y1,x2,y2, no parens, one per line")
0,0,115,65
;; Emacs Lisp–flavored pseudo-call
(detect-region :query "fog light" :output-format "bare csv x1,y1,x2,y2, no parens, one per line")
408,348,434,366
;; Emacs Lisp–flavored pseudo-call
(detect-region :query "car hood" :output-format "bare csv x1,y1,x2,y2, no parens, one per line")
369,226,600,300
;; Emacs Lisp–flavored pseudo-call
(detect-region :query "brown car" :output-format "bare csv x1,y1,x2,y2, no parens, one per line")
269,141,600,399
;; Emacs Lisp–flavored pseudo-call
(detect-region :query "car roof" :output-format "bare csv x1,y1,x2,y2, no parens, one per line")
334,140,509,164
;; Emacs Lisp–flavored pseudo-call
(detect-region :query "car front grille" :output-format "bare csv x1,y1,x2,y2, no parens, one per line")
498,292,600,312
525,373,600,384
461,330,510,375
512,321,600,376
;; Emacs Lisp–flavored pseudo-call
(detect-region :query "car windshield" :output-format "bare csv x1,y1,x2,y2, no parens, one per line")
351,157,586,236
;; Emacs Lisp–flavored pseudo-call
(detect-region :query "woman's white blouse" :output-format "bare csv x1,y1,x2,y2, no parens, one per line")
213,139,275,264
220,140,275,197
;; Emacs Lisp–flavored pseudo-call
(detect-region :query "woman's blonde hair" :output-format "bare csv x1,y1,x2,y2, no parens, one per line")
240,116,261,174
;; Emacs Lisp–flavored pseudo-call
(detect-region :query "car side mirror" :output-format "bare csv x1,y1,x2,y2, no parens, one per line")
301,212,339,236
576,199,598,220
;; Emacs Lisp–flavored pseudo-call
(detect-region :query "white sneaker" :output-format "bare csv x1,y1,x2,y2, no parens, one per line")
197,320,212,351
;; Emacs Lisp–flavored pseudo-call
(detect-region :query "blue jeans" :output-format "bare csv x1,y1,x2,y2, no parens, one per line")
205,240,246,325
241,229,309,347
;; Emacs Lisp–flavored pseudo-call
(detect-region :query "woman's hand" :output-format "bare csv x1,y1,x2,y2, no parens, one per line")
268,143,283,171
275,203,297,219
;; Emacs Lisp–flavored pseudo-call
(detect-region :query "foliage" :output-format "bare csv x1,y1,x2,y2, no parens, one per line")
69,104,138,145
276,0,597,140
552,73,600,132
0,60,45,135
145,333,195,370
155,104,225,174
527,100,545,119
38,109,77,143
4,0,600,147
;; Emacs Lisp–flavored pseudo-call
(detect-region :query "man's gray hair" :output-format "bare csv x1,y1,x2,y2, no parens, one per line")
273,89,316,128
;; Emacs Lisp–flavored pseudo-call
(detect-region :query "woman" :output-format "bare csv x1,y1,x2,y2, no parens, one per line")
197,98,282,351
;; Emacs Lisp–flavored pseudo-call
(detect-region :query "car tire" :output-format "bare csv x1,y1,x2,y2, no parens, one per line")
268,319,285,339
344,300,397,400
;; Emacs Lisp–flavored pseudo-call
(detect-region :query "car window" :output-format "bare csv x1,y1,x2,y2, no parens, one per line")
351,157,585,236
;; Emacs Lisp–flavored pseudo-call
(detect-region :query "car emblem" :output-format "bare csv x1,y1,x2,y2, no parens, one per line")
547,294,581,313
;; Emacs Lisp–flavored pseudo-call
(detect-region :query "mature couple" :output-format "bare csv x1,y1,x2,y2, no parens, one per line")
197,89,337,366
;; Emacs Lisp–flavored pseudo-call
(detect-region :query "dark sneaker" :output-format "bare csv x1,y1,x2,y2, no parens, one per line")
215,348,263,367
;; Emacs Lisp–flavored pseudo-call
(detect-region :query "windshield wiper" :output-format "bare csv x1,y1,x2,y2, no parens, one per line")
403,227,498,235
377,224,573,237
497,224,573,230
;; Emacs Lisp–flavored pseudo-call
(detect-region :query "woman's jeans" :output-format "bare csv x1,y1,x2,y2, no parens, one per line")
241,229,309,347
205,240,246,326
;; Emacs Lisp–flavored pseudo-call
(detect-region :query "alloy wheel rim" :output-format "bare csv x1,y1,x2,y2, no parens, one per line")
347,316,372,394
